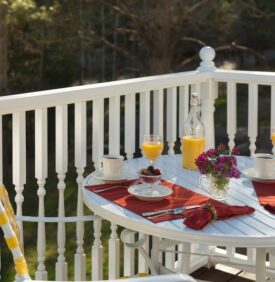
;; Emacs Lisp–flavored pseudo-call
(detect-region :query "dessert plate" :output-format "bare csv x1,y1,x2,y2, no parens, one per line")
242,168,275,183
91,169,129,184
128,184,173,201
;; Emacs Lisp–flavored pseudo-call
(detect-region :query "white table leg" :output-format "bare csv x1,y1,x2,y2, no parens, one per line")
256,248,266,282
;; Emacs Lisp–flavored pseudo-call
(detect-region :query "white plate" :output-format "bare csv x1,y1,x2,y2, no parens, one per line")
242,168,275,183
128,184,173,202
91,169,129,184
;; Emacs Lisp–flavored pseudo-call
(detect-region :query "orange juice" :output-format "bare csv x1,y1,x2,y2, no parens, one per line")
182,136,205,169
142,142,164,161
272,133,275,145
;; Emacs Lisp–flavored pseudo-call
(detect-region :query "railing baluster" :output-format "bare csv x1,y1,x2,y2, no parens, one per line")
178,85,189,144
227,82,237,149
165,245,176,271
55,105,68,281
167,87,177,154
138,232,149,274
92,99,104,169
200,80,218,149
92,216,103,281
35,108,48,280
178,243,191,274
74,102,87,281
108,223,120,279
125,93,136,160
248,83,258,155
12,111,26,246
139,91,150,148
246,248,256,264
271,84,275,155
109,96,120,155
153,89,163,137
123,231,135,277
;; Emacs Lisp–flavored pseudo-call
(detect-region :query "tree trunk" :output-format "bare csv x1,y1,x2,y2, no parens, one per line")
0,4,7,95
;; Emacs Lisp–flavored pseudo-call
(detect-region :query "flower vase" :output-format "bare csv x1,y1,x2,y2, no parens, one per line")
208,175,230,201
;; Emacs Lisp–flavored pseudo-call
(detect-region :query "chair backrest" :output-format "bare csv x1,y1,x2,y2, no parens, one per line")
0,185,31,281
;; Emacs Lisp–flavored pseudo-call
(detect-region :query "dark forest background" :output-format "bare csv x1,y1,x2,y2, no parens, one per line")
1,0,275,95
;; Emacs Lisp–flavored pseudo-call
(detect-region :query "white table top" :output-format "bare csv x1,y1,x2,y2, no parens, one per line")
82,155,275,248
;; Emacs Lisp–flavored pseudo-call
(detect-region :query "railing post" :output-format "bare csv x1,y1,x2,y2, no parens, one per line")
55,105,68,281
12,112,26,247
35,108,48,280
227,82,237,150
74,102,87,281
92,99,104,169
248,83,258,155
166,87,177,155
197,46,217,149
125,93,136,160
92,216,103,281
108,223,120,279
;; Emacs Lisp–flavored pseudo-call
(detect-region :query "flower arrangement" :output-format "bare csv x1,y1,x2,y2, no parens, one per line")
195,144,240,199
195,144,240,179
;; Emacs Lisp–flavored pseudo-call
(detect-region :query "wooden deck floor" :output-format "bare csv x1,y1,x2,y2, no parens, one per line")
192,264,255,282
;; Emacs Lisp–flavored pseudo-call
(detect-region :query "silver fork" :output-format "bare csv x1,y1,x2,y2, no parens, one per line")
93,185,127,193
146,205,200,220
93,180,140,193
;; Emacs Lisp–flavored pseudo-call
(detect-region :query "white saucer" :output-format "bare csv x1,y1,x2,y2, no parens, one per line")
91,169,129,184
242,168,275,183
128,184,173,202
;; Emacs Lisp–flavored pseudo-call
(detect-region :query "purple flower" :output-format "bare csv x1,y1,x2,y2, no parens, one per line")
231,147,240,156
195,144,240,179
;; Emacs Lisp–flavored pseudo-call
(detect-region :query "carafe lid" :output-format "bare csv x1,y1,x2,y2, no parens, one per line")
190,92,199,106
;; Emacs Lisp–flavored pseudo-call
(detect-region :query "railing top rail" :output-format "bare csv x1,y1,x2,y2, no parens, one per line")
212,69,275,84
0,70,208,115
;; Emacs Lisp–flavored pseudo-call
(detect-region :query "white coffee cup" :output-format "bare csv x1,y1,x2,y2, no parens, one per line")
102,155,124,179
253,153,275,178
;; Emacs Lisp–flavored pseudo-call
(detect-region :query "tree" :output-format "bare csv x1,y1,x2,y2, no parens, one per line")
84,0,273,76
0,1,8,94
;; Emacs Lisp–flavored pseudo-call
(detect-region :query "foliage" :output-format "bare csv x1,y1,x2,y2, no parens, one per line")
0,0,274,93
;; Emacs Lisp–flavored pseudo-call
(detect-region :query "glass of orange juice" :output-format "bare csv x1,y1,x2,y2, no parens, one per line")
272,126,275,146
141,135,164,166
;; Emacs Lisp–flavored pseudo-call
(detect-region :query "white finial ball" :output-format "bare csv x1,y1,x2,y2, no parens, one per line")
199,46,216,63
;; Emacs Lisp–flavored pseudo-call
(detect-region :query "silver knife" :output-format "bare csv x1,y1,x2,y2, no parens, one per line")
142,205,200,217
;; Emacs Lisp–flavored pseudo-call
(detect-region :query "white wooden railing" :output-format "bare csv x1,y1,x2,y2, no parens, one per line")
1,46,275,281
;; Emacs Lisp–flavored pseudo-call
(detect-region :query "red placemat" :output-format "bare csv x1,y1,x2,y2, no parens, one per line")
252,181,275,214
85,179,239,223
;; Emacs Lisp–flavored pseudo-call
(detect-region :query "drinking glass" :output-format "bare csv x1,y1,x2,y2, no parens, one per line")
272,126,275,146
141,135,164,166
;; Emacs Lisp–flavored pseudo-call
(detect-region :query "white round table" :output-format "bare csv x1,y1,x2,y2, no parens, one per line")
83,155,275,282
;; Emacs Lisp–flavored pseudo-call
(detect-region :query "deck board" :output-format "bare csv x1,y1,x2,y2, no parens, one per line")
192,264,255,282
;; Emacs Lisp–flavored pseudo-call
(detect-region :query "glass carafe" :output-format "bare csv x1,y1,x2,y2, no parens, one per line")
182,93,205,169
